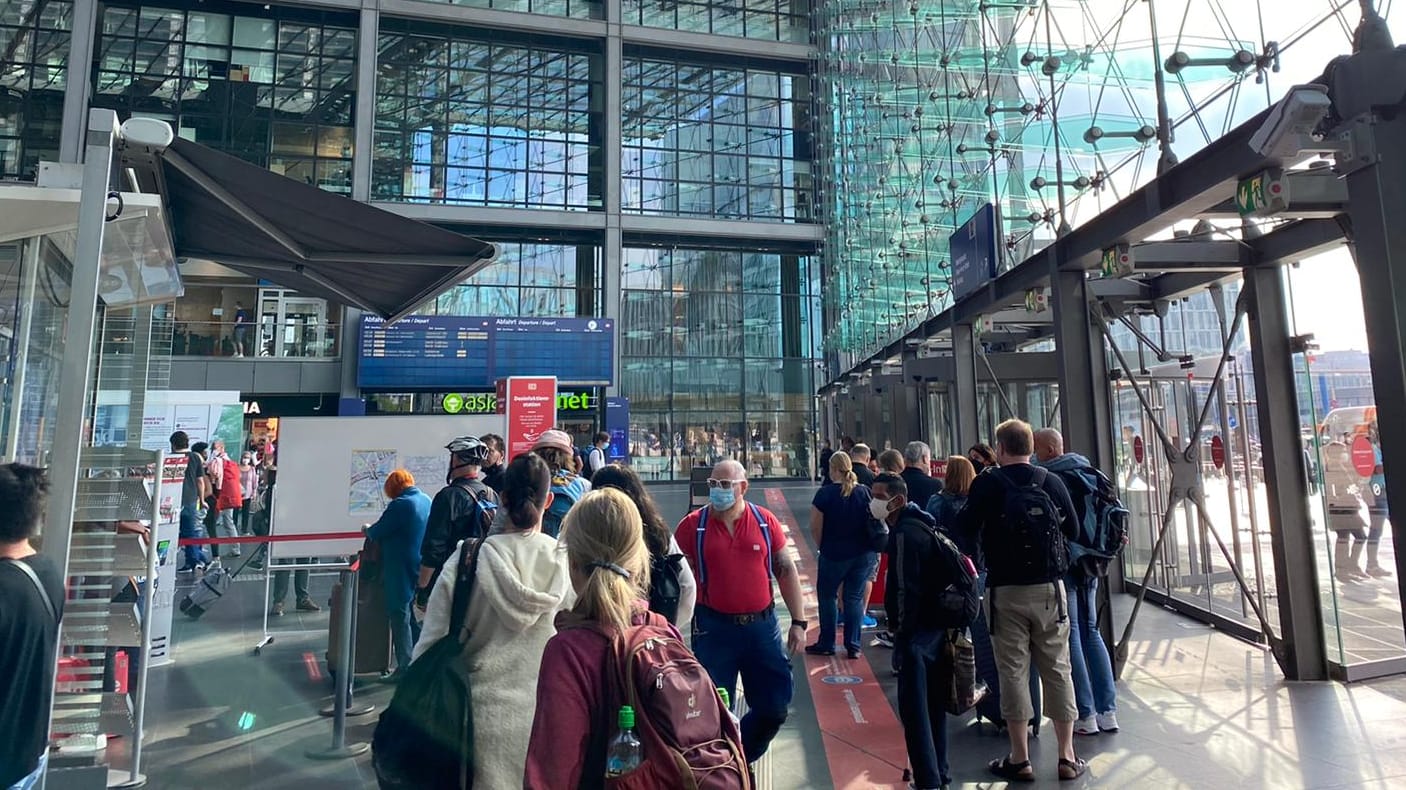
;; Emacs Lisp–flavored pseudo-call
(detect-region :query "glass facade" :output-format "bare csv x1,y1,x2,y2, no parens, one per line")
93,2,357,193
374,23,603,210
417,242,602,319
621,246,818,478
418,0,602,20
0,0,70,180
621,0,808,43
622,54,812,221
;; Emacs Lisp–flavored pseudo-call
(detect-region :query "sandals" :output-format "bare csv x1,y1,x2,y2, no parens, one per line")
1059,757,1089,781
988,757,1035,782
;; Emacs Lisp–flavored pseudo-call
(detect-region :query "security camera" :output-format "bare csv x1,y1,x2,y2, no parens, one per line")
1249,84,1332,162
120,117,175,154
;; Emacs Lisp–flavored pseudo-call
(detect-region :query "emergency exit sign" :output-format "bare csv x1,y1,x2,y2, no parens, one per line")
1236,168,1288,217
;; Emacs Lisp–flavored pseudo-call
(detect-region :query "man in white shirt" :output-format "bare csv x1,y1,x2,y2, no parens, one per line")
586,431,610,479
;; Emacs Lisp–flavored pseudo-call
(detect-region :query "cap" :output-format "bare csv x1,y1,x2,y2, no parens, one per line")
533,429,575,454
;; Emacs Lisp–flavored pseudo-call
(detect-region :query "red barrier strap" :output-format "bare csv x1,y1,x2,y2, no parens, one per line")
179,532,364,546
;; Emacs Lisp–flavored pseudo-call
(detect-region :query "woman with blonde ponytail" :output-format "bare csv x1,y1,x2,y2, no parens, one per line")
805,450,878,660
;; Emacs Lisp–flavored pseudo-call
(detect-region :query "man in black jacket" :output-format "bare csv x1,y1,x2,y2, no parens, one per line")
415,436,499,612
901,441,942,507
876,473,955,790
956,419,1085,782
849,444,876,486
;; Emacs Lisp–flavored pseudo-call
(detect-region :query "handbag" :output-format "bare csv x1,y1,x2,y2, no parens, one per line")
944,628,988,716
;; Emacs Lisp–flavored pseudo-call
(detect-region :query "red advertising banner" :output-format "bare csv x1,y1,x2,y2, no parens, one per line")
505,376,558,460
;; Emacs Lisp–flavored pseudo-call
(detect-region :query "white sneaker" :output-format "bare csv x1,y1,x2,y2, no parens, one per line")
1074,715,1100,736
1097,711,1120,732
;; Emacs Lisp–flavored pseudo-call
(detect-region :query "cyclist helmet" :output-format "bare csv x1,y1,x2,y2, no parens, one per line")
445,436,491,465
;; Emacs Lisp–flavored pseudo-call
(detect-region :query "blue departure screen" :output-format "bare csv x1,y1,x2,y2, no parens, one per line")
358,315,615,390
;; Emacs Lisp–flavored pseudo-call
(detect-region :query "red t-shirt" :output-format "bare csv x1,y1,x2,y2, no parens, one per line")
675,503,786,615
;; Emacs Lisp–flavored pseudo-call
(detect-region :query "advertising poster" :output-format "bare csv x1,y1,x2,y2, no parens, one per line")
149,454,186,666
606,396,630,463
505,377,558,460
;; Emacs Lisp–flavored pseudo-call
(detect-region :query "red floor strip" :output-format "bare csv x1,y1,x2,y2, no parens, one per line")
763,488,910,790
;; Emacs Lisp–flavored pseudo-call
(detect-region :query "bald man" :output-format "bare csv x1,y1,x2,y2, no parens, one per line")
675,459,808,763
1033,428,1064,464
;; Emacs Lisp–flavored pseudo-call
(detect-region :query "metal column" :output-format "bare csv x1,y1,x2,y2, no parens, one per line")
58,0,99,164
1243,264,1328,681
1051,269,1114,471
350,5,380,202
952,323,979,451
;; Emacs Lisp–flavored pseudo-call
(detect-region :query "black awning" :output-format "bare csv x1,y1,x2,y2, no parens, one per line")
158,138,495,322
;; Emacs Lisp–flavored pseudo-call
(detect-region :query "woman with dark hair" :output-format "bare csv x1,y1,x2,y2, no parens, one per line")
590,464,697,627
967,443,998,475
415,452,573,787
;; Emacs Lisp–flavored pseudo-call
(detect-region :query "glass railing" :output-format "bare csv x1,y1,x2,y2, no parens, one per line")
170,321,340,359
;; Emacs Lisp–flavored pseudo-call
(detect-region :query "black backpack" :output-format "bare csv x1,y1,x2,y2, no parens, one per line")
920,520,980,628
649,552,685,624
986,467,1069,583
373,539,484,789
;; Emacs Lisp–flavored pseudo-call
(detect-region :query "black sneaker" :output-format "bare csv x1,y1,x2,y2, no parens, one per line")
804,643,836,657
875,630,895,648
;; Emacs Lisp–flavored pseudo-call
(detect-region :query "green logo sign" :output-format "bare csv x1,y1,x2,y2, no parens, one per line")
442,391,594,415
442,393,464,414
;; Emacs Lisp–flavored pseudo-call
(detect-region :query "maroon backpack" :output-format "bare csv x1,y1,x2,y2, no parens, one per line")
595,613,751,790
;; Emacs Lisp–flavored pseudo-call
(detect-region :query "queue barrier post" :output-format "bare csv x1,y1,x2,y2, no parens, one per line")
306,566,371,760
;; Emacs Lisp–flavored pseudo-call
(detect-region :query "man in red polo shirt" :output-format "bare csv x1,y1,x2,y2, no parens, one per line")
676,459,807,764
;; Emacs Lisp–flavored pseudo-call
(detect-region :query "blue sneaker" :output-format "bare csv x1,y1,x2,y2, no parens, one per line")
862,614,878,629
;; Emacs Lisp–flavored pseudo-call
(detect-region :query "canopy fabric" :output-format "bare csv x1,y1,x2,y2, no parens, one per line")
158,138,495,322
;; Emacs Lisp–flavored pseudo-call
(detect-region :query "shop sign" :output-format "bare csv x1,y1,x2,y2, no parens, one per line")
441,391,594,415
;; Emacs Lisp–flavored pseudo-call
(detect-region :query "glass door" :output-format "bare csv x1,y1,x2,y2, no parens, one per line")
257,289,333,357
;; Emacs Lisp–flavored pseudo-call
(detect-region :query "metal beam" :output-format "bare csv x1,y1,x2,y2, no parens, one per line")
1130,240,1242,267
952,323,979,451
379,0,609,39
1243,264,1328,681
1248,217,1348,265
59,0,99,163
350,5,378,202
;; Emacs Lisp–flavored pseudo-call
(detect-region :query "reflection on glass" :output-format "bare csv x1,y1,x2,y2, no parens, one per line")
0,0,71,180
421,243,599,319
621,0,808,42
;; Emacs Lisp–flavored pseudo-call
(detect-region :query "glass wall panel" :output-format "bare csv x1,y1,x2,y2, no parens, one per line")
412,0,602,20
623,55,811,221
375,23,602,210
0,0,71,180
93,2,355,193
420,242,601,319
621,0,808,43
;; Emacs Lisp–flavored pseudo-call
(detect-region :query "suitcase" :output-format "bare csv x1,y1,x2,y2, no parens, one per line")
179,549,263,619
970,596,1042,736
326,546,392,677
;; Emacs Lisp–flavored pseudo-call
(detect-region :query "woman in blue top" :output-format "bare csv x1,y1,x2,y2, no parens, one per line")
806,452,876,660
365,468,432,678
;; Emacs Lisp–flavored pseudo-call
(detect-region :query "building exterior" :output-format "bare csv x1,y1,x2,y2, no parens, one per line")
1,0,822,479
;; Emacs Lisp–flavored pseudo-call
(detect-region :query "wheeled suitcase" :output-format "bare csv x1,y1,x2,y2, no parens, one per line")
326,544,392,677
970,597,1041,736
179,548,264,619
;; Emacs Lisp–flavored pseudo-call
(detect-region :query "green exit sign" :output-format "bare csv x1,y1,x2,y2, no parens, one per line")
1236,168,1287,217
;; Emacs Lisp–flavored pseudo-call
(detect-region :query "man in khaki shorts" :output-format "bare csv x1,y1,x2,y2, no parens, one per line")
957,419,1087,782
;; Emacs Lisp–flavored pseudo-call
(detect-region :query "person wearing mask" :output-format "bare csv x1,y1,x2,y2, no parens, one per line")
480,434,507,494
0,464,64,790
901,441,942,508
523,488,662,788
170,432,211,572
956,420,1085,782
927,456,975,544
213,438,244,557
675,460,807,763
874,473,957,790
364,469,432,680
415,453,573,788
590,464,697,628
532,430,591,538
877,449,906,476
586,431,610,479
806,452,876,660
416,436,500,611
1033,429,1120,736
238,452,259,536
968,444,998,475
849,444,876,486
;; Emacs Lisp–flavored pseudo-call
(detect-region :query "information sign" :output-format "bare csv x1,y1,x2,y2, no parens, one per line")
505,377,559,460
1352,435,1377,478
948,203,1000,302
606,397,630,463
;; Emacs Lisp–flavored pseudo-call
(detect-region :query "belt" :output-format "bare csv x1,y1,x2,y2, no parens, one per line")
699,603,774,625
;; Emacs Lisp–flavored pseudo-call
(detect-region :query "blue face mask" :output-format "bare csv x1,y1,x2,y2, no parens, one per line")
709,487,738,511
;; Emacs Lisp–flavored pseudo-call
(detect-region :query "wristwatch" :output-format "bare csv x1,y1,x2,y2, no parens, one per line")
792,619,809,630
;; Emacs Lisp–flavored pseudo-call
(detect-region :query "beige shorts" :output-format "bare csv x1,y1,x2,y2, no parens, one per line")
988,582,1079,723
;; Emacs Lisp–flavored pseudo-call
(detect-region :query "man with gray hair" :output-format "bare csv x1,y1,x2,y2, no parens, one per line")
901,440,942,508
849,443,876,486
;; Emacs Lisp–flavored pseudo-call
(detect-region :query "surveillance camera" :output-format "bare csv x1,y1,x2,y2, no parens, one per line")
120,117,175,154
1249,84,1332,162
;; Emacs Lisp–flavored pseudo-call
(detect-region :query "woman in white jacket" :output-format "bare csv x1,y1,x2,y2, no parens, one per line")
414,452,573,788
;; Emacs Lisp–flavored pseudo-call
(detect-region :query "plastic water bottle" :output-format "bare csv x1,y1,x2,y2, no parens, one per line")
717,688,741,727
605,705,643,777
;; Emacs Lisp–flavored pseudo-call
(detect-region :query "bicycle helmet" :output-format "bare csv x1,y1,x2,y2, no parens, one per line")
445,435,491,465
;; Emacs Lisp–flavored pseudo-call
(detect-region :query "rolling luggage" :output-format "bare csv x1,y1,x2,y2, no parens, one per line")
179,548,264,619
327,543,392,677
969,596,1041,736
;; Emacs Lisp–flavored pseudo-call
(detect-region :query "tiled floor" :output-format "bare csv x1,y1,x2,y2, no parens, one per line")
120,483,1406,789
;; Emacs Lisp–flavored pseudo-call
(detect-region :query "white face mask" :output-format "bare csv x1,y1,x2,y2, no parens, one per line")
869,498,891,520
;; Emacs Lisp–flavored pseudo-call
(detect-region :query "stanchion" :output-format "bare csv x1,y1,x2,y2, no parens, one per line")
321,563,375,718
307,567,370,760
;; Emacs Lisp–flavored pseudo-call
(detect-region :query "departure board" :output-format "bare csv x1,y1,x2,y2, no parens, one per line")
358,315,615,390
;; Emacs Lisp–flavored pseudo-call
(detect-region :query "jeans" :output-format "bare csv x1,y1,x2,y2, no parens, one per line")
388,597,421,671
215,507,241,555
692,606,794,762
896,630,951,789
1064,572,1118,719
816,552,878,653
179,504,210,569
272,559,311,604
240,500,252,535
